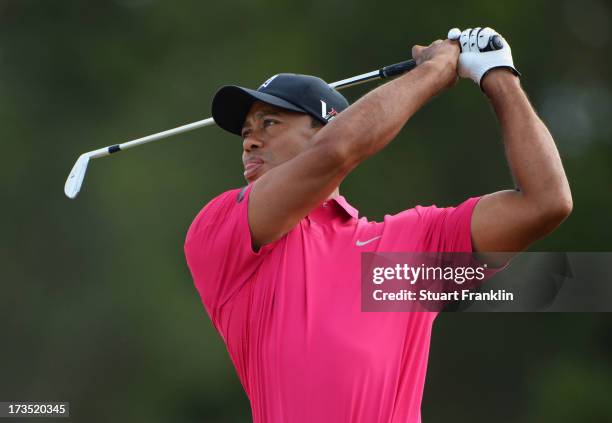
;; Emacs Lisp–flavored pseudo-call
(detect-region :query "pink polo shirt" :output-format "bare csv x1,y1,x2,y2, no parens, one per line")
184,185,481,423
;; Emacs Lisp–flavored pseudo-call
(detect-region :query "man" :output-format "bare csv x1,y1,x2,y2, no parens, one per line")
184,27,571,422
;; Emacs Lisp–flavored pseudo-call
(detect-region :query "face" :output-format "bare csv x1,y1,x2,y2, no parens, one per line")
241,101,321,183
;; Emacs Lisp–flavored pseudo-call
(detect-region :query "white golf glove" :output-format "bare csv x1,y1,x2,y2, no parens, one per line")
448,27,520,88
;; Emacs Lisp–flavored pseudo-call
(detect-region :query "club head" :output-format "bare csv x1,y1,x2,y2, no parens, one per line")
64,153,91,199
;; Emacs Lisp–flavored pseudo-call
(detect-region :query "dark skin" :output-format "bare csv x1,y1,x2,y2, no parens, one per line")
241,108,324,187
242,39,572,257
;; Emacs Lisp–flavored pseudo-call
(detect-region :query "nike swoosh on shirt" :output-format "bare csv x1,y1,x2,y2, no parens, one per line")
356,236,382,247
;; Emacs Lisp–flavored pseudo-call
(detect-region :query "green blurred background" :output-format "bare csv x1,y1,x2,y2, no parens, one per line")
1,0,611,421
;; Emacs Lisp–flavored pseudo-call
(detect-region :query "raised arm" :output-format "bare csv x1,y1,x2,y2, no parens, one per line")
449,26,572,256
470,70,572,253
248,40,460,248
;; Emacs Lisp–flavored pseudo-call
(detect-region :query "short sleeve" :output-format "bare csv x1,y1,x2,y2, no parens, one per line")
184,185,272,317
416,196,482,252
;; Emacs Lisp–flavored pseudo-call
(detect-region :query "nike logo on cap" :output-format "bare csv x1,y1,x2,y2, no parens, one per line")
260,74,279,89
320,100,338,121
356,236,381,247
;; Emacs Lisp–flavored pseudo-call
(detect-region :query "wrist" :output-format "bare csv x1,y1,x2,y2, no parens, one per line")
481,68,520,97
420,59,455,92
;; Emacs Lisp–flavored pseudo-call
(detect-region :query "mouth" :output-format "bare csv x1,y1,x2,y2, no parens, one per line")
243,157,265,179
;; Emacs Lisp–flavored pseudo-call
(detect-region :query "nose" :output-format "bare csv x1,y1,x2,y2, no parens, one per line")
243,134,263,152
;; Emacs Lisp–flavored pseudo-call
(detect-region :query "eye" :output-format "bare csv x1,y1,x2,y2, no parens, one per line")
241,129,251,138
263,119,278,127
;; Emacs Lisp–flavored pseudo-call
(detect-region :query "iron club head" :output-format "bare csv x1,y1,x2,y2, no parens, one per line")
64,153,91,199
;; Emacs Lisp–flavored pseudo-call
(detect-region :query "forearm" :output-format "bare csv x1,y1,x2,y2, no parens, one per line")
313,60,450,168
483,71,572,211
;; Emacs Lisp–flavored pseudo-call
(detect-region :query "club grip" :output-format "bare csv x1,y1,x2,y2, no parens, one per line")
380,59,417,78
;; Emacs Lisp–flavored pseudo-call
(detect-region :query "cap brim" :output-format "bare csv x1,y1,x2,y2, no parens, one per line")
211,86,306,136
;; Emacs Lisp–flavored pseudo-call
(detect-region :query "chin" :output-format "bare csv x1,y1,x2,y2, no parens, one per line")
244,163,271,184
245,170,263,184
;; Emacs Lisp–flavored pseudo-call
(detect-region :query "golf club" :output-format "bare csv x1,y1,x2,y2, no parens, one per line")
64,60,417,199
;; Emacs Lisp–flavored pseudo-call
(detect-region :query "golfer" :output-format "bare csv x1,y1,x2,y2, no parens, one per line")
185,27,572,422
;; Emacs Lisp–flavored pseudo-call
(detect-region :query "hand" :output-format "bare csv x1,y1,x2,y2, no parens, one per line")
449,27,520,88
412,39,460,90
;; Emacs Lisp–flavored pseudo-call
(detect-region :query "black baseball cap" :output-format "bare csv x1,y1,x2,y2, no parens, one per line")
211,73,350,136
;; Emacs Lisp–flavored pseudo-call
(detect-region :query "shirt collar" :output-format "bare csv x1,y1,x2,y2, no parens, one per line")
329,195,359,219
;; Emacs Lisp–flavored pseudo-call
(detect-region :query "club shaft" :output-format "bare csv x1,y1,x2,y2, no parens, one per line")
107,117,216,155
330,70,381,90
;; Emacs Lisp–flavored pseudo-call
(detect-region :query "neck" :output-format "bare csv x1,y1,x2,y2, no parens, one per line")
327,187,340,200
